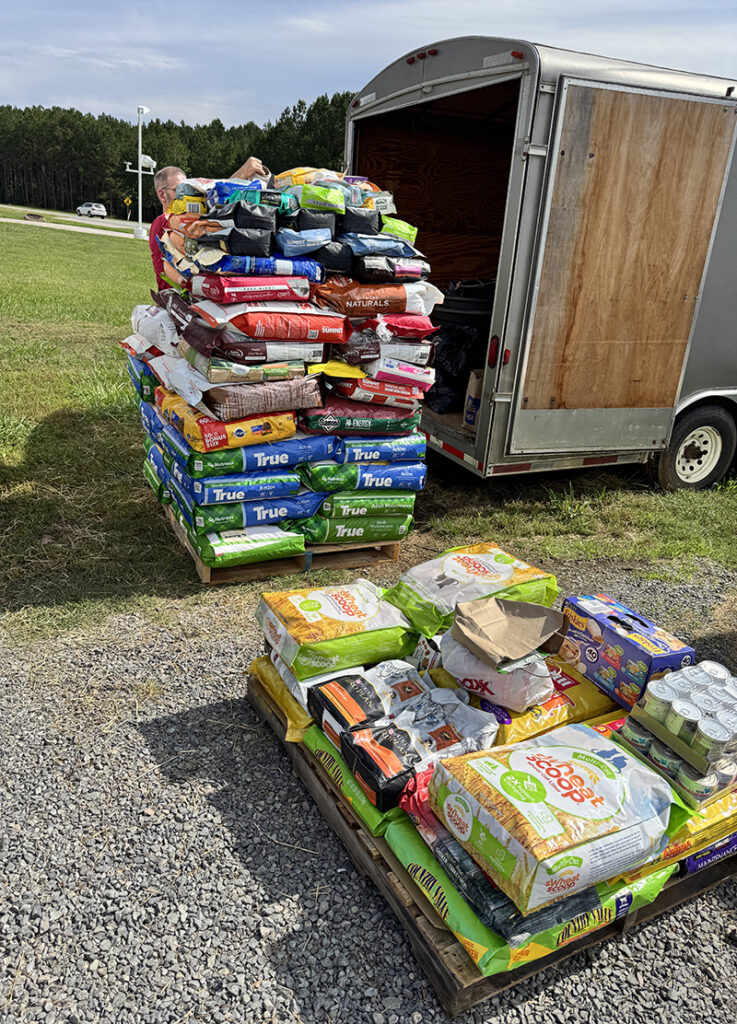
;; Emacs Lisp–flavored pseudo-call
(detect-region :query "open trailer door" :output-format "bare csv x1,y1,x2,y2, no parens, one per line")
508,79,736,455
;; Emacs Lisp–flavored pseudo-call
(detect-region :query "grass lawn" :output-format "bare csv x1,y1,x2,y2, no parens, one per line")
0,203,136,234
2,218,736,641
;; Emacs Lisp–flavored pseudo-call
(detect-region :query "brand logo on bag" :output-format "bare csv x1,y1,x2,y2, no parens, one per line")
407,863,449,921
314,748,344,787
443,793,473,841
557,906,613,946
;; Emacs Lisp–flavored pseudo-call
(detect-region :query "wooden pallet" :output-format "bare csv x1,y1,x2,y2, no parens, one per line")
164,505,400,584
246,673,737,1017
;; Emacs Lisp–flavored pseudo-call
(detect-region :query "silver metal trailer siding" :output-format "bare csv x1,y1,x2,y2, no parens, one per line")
346,38,737,479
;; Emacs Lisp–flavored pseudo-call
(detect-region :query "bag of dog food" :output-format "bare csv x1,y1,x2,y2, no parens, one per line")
299,460,426,493
127,354,158,402
300,396,422,437
358,313,438,340
429,723,688,913
319,490,417,519
353,255,431,283
307,660,431,743
313,278,443,318
303,725,406,837
299,184,346,214
198,226,274,257
155,387,296,452
384,543,559,637
164,457,301,506
189,250,325,281
381,216,418,245
179,339,305,386
279,208,337,236
439,633,555,713
250,655,313,742
190,275,310,304
291,513,413,545
192,300,351,344
182,488,329,534
337,432,426,464
140,399,168,443
169,503,305,568
204,375,322,422
208,200,277,231
310,240,354,275
275,228,333,257
340,331,382,365
332,377,423,409
143,455,171,504
159,426,337,478
256,579,417,680
341,689,499,811
339,233,416,258
131,305,180,356
341,208,380,235
183,319,326,365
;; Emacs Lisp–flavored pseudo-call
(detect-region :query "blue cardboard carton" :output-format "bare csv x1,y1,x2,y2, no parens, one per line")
559,594,695,709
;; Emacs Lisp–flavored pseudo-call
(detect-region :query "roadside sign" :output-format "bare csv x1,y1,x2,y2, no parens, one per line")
123,196,132,206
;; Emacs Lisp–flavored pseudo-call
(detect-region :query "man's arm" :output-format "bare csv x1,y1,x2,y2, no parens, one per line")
231,156,268,180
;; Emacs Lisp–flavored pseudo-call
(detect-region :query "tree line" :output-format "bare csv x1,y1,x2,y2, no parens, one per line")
0,91,353,221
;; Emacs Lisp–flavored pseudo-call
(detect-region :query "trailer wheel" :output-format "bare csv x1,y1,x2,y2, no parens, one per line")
652,405,736,490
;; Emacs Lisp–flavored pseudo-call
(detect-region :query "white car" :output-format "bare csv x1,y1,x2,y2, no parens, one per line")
76,202,107,219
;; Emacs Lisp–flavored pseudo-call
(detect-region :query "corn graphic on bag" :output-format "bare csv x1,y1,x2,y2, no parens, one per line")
256,579,417,680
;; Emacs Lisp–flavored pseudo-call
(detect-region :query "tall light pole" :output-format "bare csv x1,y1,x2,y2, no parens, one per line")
134,104,150,239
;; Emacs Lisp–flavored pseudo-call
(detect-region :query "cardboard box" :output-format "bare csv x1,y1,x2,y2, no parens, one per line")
559,594,695,709
462,368,484,431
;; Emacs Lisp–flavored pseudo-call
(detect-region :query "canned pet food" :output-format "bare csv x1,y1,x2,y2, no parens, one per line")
665,699,702,741
700,661,732,685
641,680,676,722
647,739,683,779
680,665,711,687
666,673,696,697
720,710,737,751
691,691,723,715
620,717,653,753
691,719,733,760
708,687,736,709
715,761,737,789
677,763,719,801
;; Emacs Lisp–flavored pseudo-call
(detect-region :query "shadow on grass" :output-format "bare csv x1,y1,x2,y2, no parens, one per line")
0,404,201,625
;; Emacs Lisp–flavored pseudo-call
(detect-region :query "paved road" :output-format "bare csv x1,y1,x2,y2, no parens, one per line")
0,203,150,231
0,217,139,239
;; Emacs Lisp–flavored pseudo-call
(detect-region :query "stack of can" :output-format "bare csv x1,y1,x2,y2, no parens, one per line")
622,660,737,801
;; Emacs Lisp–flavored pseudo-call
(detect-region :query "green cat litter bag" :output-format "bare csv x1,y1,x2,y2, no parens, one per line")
302,725,406,836
319,490,417,519
291,513,413,544
170,506,305,568
384,817,675,977
384,542,559,637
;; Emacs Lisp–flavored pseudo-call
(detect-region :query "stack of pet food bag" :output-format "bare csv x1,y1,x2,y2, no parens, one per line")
249,543,737,978
120,167,444,571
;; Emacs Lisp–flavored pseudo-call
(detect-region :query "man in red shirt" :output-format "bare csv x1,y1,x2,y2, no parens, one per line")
149,157,266,289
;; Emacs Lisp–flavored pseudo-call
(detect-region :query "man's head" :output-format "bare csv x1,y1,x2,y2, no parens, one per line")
154,166,186,212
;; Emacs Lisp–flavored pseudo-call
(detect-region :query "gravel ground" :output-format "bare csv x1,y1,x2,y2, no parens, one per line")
1,557,737,1024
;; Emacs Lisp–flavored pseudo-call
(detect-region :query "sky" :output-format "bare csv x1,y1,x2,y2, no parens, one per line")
2,1,736,127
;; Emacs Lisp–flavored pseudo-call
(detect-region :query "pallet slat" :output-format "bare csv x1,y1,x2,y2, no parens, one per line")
245,674,737,1016
164,505,400,584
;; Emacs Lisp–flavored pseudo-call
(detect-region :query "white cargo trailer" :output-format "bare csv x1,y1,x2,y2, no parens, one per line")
346,38,737,488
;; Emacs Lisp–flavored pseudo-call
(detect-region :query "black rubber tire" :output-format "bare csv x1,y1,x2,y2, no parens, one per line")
650,404,737,491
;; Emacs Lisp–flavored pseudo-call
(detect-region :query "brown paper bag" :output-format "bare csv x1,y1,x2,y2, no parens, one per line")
451,597,566,669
